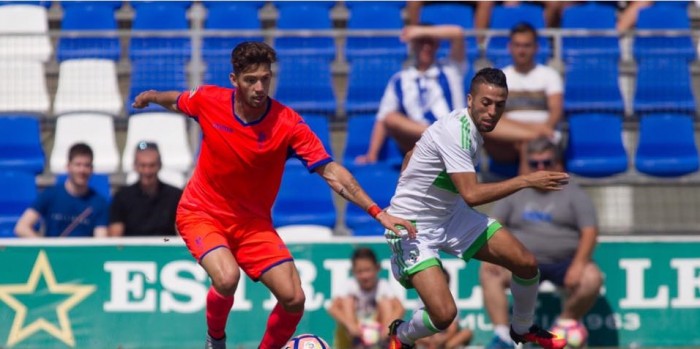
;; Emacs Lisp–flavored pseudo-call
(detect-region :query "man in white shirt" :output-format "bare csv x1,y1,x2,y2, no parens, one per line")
384,68,569,349
356,24,467,164
484,23,563,171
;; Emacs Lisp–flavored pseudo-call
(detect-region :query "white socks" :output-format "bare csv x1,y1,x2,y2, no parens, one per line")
397,307,441,345
510,270,540,335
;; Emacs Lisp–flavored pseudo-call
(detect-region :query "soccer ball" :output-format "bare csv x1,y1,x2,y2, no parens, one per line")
283,334,331,349
550,321,588,349
359,319,382,346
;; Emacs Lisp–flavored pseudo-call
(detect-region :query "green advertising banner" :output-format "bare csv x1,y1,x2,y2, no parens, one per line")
0,237,699,349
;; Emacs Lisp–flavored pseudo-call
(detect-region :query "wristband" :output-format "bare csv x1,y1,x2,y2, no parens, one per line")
367,204,382,219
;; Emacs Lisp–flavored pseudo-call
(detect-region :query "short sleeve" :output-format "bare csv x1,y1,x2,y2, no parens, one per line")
109,190,126,224
336,279,359,298
30,188,52,215
176,85,203,117
375,279,398,300
376,74,401,121
545,68,564,96
433,116,476,173
289,116,333,172
94,194,109,228
571,186,597,229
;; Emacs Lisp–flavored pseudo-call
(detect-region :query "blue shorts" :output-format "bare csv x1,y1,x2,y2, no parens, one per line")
538,258,573,287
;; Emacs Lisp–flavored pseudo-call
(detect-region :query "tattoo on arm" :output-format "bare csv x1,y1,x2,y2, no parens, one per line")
338,179,361,202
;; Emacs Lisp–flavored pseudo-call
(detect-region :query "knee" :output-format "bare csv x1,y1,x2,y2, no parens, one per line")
583,264,604,293
211,270,240,296
512,251,538,279
431,303,457,331
278,288,306,313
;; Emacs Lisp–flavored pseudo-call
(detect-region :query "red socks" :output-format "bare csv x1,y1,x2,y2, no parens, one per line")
259,303,304,349
206,286,234,339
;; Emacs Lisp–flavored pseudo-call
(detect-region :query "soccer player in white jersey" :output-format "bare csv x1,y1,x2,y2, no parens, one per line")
384,68,570,349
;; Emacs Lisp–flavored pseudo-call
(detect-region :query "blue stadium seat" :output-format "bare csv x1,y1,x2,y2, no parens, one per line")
344,1,405,10
634,4,695,60
561,3,619,58
55,173,111,202
343,114,403,170
203,0,265,9
0,116,45,175
275,4,334,56
419,4,479,61
565,114,628,178
346,57,404,114
564,57,624,114
346,4,405,58
487,158,519,179
0,171,37,238
203,3,262,86
130,1,192,9
274,1,335,9
634,58,695,116
130,3,190,60
57,4,120,62
486,4,551,68
636,114,699,177
346,166,399,236
273,164,336,228
61,1,122,9
128,59,188,114
274,57,336,113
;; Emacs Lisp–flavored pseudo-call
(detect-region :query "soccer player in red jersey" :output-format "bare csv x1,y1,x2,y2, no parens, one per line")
132,42,417,349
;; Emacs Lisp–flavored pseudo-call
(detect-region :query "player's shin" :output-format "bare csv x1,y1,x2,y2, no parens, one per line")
510,270,540,334
206,286,235,339
258,302,304,349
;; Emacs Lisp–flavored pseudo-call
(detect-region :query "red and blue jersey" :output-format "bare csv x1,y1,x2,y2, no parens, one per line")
176,85,332,223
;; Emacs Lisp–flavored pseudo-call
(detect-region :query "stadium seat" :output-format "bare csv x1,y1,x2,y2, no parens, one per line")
565,114,628,178
55,173,111,202
50,113,120,174
275,3,334,56
344,1,405,10
127,59,188,114
346,166,399,236
0,171,37,238
53,59,123,116
0,1,51,8
203,3,262,87
343,114,403,170
0,116,45,175
122,112,193,174
130,1,192,9
273,164,336,228
57,4,120,62
486,4,550,67
564,57,624,114
561,3,619,58
636,114,699,177
346,57,404,114
346,3,405,58
634,4,695,60
275,225,333,242
61,1,122,9
0,61,50,115
634,58,695,115
419,4,479,61
487,158,519,179
203,1,265,9
0,4,51,62
125,168,187,189
130,2,190,60
274,57,336,113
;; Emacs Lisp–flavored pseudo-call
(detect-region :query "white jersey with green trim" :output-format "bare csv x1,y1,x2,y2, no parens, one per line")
387,108,482,224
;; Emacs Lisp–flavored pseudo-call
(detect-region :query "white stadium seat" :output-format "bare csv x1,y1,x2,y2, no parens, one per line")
125,168,188,189
0,61,50,114
53,59,123,116
0,5,52,62
50,113,120,174
275,225,334,242
122,112,193,173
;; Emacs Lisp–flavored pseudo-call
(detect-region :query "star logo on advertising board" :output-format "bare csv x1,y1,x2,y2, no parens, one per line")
0,250,96,347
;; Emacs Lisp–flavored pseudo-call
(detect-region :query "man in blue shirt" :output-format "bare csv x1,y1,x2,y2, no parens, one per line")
15,143,108,237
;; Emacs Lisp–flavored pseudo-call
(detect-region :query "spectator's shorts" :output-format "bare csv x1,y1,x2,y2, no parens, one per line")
176,207,293,281
539,258,574,287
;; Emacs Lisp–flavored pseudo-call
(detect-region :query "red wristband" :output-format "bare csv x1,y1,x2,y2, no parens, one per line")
367,204,382,219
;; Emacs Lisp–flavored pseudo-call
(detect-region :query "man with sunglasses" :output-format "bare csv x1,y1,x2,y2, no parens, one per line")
108,141,182,237
480,137,602,349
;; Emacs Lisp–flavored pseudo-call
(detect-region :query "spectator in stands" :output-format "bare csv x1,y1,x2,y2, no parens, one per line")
479,137,602,349
406,1,494,44
14,143,109,238
483,22,563,173
616,1,654,32
356,24,467,164
327,247,404,349
108,141,182,237
414,269,473,349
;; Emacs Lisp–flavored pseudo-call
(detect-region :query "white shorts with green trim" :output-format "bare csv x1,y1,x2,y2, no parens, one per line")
384,203,502,289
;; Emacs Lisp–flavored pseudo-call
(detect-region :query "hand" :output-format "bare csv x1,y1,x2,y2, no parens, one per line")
522,171,569,191
355,154,378,165
132,90,156,109
564,261,585,290
376,211,417,239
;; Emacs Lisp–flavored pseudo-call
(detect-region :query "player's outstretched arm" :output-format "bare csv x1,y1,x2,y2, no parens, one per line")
449,170,569,207
131,90,181,113
315,162,417,238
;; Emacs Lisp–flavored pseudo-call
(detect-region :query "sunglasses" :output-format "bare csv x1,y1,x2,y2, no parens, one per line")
137,141,159,151
528,159,553,168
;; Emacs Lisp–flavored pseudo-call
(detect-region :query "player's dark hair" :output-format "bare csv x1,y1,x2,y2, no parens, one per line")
470,67,508,95
509,22,538,40
68,142,93,162
231,41,277,74
526,137,561,162
351,247,379,266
